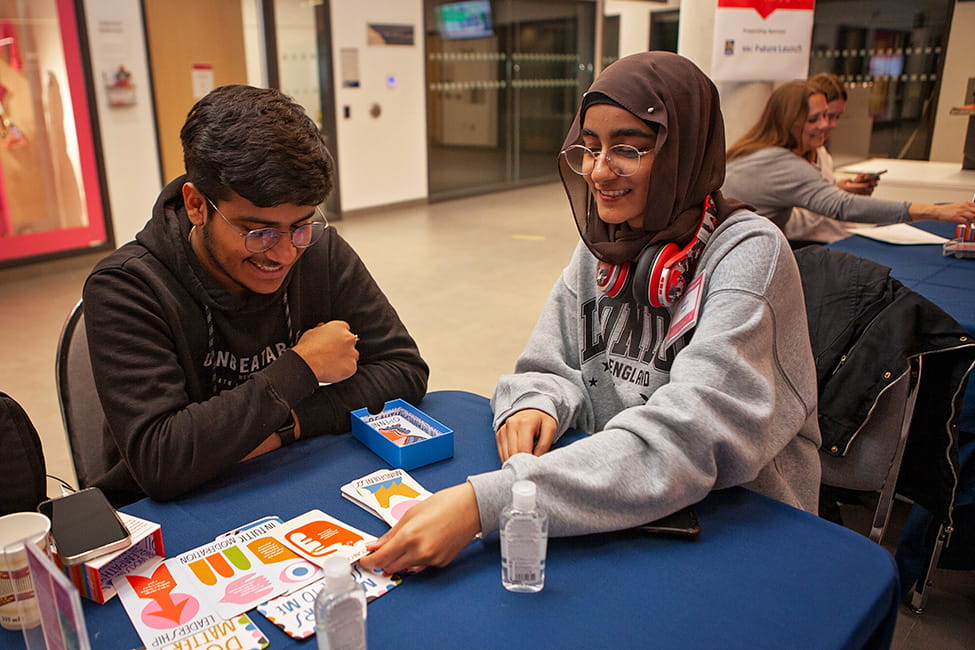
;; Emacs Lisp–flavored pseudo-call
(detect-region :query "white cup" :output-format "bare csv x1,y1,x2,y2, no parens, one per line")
0,512,51,631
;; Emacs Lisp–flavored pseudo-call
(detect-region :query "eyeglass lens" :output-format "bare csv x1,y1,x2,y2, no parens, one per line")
562,144,644,177
243,221,325,253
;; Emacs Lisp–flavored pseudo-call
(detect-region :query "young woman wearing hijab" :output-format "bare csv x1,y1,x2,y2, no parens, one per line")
359,52,821,575
724,81,975,245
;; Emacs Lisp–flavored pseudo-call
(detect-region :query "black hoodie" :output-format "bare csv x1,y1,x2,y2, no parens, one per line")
83,177,428,504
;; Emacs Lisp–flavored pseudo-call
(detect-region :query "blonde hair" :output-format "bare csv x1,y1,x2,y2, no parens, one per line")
726,81,822,162
808,72,847,103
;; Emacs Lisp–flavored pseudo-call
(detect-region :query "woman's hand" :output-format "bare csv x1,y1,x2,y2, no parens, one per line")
837,175,877,196
496,409,557,462
909,201,975,224
359,483,481,575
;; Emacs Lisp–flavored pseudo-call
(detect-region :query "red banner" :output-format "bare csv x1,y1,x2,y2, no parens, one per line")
718,0,815,20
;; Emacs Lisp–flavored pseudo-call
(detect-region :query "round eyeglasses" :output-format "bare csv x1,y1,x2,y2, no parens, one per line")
561,144,653,177
207,198,328,254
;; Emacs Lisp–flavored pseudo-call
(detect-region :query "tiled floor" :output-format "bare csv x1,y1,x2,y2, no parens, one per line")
2,181,972,648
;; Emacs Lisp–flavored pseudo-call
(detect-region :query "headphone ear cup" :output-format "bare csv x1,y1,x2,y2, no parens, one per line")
596,260,632,298
633,242,679,308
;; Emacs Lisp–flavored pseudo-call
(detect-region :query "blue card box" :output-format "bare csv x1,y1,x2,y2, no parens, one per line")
350,399,454,470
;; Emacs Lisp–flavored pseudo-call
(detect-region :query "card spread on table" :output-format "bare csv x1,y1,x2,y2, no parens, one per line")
256,562,401,639
272,509,375,566
114,518,321,648
215,515,285,540
149,614,269,650
212,516,323,593
114,557,221,649
341,469,433,526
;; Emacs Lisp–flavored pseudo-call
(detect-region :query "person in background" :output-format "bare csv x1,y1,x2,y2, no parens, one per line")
360,52,820,575
723,81,975,245
809,72,879,198
84,85,428,505
785,73,878,243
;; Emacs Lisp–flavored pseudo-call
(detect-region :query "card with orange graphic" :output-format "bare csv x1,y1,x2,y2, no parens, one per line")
168,520,320,620
272,510,375,566
114,518,325,646
257,562,401,639
114,557,220,649
214,516,323,594
341,469,432,526
155,613,269,650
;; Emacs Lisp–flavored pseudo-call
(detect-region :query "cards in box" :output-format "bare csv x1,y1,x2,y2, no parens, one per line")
57,512,164,603
350,399,453,470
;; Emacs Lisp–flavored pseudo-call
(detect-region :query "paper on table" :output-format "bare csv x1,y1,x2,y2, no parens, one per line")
853,223,948,245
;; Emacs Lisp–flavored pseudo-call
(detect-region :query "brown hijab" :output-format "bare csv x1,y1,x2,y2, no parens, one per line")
559,51,747,264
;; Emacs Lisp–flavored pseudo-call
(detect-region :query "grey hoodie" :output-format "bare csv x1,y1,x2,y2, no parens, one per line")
473,210,821,536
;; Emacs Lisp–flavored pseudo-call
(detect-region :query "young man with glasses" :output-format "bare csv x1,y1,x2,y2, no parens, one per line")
83,85,428,505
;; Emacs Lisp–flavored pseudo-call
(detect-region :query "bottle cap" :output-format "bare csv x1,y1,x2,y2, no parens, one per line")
323,555,355,592
512,479,536,511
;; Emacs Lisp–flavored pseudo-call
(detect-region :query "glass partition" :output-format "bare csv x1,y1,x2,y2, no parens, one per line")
809,0,953,160
426,0,596,200
0,0,109,266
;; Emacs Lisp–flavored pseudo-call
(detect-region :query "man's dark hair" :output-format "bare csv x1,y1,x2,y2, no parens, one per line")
180,85,333,207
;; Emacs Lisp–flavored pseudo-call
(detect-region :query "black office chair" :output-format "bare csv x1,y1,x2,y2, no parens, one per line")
55,301,116,489
818,356,921,543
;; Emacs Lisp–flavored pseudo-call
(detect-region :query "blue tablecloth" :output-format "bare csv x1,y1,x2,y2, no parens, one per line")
830,221,975,433
51,390,901,650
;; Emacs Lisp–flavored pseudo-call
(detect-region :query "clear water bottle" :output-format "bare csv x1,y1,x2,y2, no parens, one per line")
314,556,367,650
500,479,549,592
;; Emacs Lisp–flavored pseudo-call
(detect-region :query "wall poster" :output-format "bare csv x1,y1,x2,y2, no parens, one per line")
0,0,109,265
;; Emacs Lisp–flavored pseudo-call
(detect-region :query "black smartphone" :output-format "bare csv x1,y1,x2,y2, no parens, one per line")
631,506,701,539
37,487,131,565
855,169,887,182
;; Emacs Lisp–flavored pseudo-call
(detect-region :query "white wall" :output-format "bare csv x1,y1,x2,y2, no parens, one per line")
930,0,975,163
82,0,161,246
330,1,428,212
676,1,773,149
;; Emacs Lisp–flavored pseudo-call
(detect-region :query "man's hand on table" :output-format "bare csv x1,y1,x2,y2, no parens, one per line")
359,483,481,575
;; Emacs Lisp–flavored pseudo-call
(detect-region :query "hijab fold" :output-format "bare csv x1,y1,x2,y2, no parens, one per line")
558,52,749,264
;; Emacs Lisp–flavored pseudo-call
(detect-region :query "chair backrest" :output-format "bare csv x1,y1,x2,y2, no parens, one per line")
55,301,111,488
794,245,926,545
819,356,922,543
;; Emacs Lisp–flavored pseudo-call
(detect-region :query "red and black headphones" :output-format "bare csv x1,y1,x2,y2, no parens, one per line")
596,195,718,308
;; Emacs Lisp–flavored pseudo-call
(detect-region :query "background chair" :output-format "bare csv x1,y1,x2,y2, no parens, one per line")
819,356,921,544
898,435,975,612
55,300,112,489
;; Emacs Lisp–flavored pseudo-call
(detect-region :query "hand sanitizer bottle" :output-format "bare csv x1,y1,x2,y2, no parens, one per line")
315,556,367,650
500,479,549,592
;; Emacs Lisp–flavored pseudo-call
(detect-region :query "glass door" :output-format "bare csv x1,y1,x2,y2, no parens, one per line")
0,0,109,266
809,0,954,160
268,0,341,218
426,0,595,200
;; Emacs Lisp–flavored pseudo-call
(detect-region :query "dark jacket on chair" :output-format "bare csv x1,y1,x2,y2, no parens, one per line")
795,245,975,521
